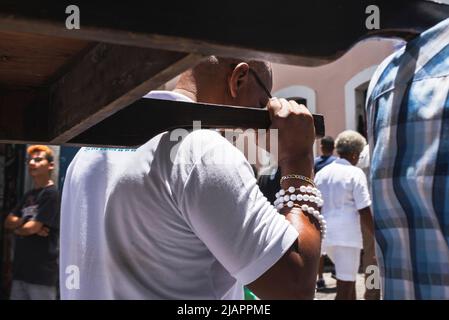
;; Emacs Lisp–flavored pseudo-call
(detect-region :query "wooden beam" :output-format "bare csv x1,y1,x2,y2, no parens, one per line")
68,98,325,147
1,1,448,66
0,93,325,147
47,44,203,143
0,31,91,88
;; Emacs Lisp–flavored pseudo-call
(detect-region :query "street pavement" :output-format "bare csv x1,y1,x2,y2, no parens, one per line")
315,272,366,300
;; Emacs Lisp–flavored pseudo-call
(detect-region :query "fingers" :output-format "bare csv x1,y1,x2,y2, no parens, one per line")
268,98,311,118
267,97,315,162
287,99,300,114
37,227,50,237
278,99,291,117
267,98,282,120
268,98,293,120
287,99,311,116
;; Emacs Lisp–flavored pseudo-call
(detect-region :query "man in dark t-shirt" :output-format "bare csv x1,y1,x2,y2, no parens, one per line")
314,136,337,174
4,145,60,300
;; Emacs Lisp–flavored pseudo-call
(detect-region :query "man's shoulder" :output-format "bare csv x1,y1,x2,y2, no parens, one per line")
337,164,365,184
351,165,367,179
181,129,228,145
171,129,237,159
22,188,36,198
315,160,338,178
318,159,336,173
73,146,139,167
42,185,59,197
315,163,330,179
323,156,337,165
324,158,338,168
314,155,336,164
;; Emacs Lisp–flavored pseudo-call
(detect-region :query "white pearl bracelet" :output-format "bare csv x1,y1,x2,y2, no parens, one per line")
274,185,326,238
274,194,323,207
274,189,324,207
276,202,327,238
276,185,322,197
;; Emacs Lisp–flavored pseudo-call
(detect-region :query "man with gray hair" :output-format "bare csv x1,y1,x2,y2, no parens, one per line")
315,130,375,299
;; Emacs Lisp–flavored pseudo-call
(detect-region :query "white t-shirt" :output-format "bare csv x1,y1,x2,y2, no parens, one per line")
315,158,371,249
60,91,298,300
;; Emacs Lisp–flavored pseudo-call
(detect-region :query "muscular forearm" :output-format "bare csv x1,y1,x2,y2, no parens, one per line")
252,97,321,299
284,208,321,298
280,154,321,298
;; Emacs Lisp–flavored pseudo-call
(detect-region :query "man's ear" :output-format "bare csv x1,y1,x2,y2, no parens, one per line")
48,161,55,171
229,63,250,98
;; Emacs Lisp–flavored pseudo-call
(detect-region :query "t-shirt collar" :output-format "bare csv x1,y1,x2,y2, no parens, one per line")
143,90,194,103
335,157,352,166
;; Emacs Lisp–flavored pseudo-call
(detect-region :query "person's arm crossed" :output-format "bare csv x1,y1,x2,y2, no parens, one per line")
14,220,48,237
4,213,23,230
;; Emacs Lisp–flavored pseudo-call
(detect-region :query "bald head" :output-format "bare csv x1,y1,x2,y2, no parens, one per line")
174,56,272,108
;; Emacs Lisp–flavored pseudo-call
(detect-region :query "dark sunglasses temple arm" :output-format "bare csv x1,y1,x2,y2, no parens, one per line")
249,68,272,99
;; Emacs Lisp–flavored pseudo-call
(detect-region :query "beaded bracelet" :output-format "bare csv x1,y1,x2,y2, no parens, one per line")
275,186,323,207
280,174,316,187
276,186,322,198
274,185,326,237
274,193,323,208
276,201,327,238
277,202,327,237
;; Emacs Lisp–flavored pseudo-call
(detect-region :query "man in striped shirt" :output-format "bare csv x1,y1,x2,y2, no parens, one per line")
366,17,449,299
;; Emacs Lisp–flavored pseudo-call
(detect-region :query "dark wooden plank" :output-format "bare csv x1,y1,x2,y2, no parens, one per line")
1,1,448,66
0,31,91,88
68,98,325,147
47,44,203,143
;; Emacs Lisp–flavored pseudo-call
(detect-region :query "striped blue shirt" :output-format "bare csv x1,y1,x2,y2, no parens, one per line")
366,18,449,299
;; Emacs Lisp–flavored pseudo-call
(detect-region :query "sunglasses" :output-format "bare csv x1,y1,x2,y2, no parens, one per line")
248,68,272,99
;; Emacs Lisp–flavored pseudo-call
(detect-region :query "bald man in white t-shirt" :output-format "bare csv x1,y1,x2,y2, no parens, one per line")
60,56,323,299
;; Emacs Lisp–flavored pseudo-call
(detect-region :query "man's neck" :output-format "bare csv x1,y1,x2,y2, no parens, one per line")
33,176,53,189
173,88,197,102
340,155,355,166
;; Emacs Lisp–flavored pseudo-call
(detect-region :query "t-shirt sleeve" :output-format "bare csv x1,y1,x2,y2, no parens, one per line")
353,170,372,210
178,141,299,285
34,188,60,229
